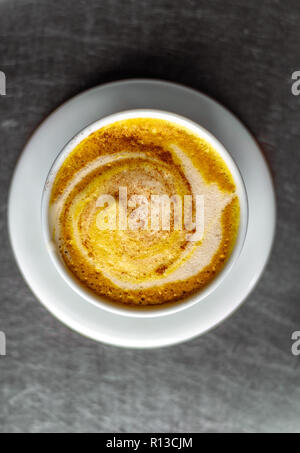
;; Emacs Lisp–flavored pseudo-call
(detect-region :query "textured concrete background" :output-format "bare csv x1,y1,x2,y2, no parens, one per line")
0,0,300,433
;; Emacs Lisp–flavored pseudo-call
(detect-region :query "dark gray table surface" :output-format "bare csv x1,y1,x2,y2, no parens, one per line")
0,0,300,433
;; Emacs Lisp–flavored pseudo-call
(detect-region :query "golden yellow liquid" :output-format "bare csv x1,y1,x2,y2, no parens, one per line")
50,118,240,306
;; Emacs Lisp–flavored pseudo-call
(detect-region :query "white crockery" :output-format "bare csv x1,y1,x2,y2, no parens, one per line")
8,79,276,348
41,109,248,318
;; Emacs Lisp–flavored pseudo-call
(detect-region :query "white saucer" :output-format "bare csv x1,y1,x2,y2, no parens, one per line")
8,79,276,349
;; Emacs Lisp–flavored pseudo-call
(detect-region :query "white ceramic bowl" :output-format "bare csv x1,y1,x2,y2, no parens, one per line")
41,109,248,318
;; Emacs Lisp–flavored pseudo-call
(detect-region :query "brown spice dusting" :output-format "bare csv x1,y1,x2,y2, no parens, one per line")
50,118,240,306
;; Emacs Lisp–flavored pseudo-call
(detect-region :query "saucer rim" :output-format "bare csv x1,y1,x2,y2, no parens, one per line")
8,78,276,348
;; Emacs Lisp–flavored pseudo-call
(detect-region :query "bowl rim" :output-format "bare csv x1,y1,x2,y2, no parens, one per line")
41,108,249,318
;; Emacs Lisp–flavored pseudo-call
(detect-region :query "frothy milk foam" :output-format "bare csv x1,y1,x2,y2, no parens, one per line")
49,117,240,306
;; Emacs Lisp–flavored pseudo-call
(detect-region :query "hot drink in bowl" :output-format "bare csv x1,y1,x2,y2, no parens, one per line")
48,115,241,307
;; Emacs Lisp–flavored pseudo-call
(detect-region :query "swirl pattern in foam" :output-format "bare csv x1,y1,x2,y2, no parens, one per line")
49,118,240,306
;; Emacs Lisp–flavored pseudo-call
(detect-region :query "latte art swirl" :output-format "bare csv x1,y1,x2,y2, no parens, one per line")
50,118,240,306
